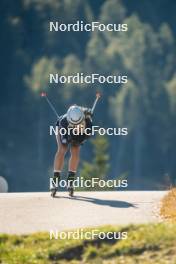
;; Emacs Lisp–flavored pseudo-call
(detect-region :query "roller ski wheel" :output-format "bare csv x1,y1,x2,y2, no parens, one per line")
51,188,57,198
68,187,74,197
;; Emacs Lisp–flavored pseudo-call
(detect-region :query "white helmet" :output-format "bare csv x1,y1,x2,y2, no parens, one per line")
66,105,84,125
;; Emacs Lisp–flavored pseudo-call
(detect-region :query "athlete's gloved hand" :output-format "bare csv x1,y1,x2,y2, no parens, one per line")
60,135,68,145
84,108,93,117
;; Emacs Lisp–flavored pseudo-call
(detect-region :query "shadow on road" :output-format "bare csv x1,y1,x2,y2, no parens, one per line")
55,195,137,208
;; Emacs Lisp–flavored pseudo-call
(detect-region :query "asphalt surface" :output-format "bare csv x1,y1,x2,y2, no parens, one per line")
0,191,166,234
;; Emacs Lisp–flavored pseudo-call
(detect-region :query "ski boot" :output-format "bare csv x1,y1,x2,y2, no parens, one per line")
67,171,75,197
50,172,60,198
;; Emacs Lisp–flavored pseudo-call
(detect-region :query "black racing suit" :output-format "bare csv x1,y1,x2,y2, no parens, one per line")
56,110,93,146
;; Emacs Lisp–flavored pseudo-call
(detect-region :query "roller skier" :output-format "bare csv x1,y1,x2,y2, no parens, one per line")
41,92,101,197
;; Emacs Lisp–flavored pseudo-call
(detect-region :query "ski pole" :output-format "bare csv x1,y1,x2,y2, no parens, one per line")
40,92,59,118
91,92,101,114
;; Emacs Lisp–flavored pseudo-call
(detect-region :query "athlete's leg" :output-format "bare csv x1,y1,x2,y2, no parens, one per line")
54,134,68,172
67,145,80,191
51,134,68,192
68,145,80,172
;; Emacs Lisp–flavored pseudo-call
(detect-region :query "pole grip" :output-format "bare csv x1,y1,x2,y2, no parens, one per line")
91,92,101,114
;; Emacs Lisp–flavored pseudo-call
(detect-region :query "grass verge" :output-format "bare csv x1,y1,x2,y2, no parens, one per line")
0,223,176,264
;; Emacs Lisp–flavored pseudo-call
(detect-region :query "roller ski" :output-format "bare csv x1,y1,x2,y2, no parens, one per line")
68,186,74,197
50,172,60,198
67,171,75,197
51,187,57,197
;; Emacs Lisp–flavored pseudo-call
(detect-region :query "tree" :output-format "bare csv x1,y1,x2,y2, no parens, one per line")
79,135,110,190
109,16,176,187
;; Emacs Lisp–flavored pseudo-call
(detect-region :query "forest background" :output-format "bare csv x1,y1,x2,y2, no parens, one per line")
1,0,176,191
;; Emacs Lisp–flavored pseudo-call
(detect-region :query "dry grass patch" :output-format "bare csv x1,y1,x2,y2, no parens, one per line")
160,188,176,221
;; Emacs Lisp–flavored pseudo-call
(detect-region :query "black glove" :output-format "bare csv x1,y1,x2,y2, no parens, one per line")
84,108,93,119
60,134,68,144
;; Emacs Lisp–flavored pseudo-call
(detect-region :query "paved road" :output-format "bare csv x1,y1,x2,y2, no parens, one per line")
0,191,166,234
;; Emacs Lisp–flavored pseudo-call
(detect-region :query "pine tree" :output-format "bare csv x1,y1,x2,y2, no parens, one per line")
79,135,110,191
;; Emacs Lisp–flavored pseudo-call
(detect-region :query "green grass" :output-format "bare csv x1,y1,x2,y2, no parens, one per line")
0,223,176,264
